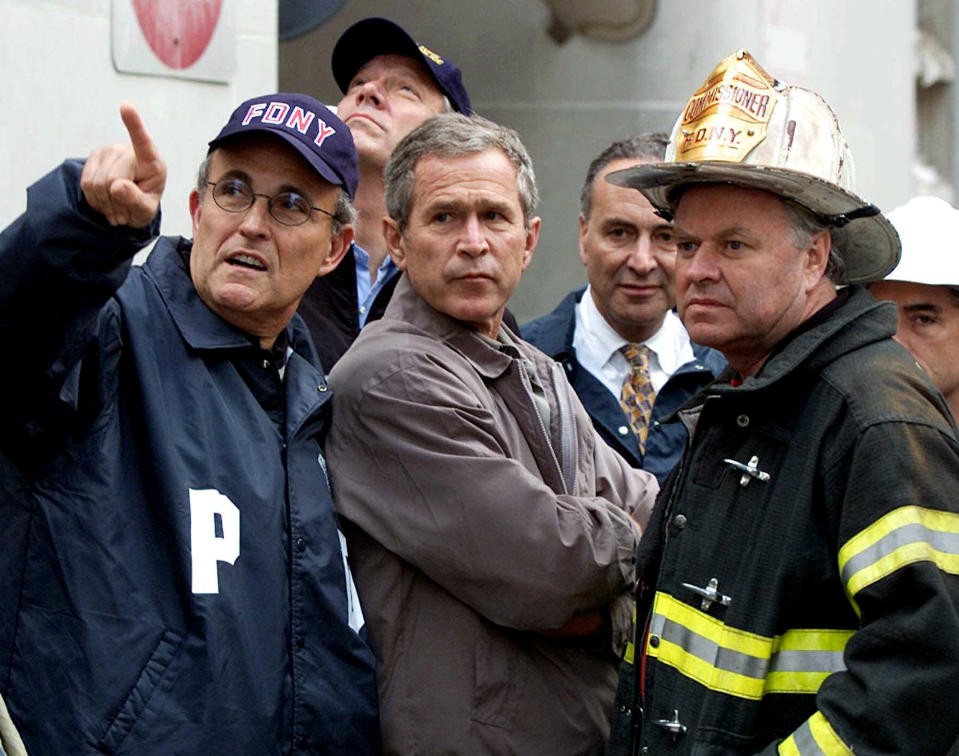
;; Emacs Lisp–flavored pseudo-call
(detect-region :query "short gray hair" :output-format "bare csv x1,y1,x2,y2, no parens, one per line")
328,190,358,233
580,133,669,218
781,200,847,284
195,152,357,234
384,113,539,231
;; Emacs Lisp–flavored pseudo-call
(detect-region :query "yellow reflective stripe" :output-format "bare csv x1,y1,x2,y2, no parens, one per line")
648,593,852,701
764,670,832,695
779,711,853,755
849,542,959,597
652,629,767,699
655,593,771,657
838,506,959,598
776,630,850,653
808,711,853,754
778,735,801,756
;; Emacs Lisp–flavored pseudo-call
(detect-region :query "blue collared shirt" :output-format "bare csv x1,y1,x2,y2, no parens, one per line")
354,243,399,327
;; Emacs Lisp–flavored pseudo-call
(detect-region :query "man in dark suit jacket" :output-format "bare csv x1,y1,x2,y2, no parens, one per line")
524,134,725,483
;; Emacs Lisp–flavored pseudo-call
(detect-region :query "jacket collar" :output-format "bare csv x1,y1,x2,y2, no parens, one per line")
712,286,897,394
143,236,319,361
521,287,584,360
385,275,517,380
528,285,726,377
144,237,254,351
690,341,729,378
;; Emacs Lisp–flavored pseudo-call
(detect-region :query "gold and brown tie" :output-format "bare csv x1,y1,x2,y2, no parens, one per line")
619,344,657,453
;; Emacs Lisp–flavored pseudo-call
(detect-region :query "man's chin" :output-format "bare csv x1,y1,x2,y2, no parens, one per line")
204,283,264,316
683,318,730,350
350,131,392,166
447,302,505,335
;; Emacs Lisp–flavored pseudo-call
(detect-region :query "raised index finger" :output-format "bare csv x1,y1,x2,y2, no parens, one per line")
119,102,161,166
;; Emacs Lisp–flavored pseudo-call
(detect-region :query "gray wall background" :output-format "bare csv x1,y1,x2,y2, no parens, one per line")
2,0,278,241
280,0,916,323
1,1,922,323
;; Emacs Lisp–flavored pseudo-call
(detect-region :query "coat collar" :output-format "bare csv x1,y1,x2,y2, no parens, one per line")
142,237,328,433
520,287,584,360
143,236,316,361
712,286,897,394
525,285,726,378
144,237,253,351
384,274,519,380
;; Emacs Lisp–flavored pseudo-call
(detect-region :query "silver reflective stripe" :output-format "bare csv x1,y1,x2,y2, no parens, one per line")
790,719,827,756
650,606,847,683
773,650,845,673
655,614,769,680
841,522,959,586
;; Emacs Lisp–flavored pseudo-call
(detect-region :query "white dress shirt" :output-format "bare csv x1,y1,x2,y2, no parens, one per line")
572,286,695,400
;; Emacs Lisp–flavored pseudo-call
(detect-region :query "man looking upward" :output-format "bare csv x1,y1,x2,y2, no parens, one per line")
298,17,472,370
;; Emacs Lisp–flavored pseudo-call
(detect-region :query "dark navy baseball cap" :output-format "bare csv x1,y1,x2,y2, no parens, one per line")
331,17,472,115
208,93,359,198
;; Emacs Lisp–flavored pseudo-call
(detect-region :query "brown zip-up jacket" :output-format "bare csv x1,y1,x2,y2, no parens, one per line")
325,277,658,755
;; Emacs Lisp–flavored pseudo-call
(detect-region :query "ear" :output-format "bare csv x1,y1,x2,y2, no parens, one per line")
578,213,589,267
189,189,202,236
521,216,541,272
803,229,832,291
383,217,408,271
316,224,354,277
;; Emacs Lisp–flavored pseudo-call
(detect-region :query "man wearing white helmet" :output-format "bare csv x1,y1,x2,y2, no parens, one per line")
605,50,959,755
869,195,959,419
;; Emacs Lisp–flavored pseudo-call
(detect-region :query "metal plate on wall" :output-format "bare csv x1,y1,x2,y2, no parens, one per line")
112,0,236,83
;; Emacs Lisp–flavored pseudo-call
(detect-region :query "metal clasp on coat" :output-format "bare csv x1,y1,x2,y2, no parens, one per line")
723,455,771,487
652,709,687,743
681,577,732,611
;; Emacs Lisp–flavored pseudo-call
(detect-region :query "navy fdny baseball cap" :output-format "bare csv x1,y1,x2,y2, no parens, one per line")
208,93,359,199
331,17,472,115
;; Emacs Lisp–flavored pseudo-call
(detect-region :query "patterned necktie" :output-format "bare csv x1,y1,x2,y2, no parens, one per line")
619,344,657,453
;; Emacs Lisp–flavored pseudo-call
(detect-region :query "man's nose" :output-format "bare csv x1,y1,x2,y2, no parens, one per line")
354,80,384,107
458,216,489,257
680,245,720,283
237,195,273,238
627,235,658,275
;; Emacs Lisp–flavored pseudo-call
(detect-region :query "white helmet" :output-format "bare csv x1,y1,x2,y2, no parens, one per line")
886,196,959,286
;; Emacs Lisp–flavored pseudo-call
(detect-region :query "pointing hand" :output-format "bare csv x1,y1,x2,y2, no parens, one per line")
80,103,167,228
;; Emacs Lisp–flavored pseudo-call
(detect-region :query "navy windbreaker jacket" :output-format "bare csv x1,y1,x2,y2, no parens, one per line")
0,161,379,755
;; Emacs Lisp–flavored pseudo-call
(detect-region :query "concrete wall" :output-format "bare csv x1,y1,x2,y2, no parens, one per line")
281,0,916,322
2,0,278,240
916,0,958,199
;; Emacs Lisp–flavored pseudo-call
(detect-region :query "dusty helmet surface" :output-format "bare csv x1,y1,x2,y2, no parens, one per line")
607,49,900,284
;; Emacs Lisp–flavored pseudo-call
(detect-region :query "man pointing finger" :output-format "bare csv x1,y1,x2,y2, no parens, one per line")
0,95,379,755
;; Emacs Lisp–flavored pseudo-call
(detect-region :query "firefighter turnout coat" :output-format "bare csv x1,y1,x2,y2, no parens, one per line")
607,287,959,755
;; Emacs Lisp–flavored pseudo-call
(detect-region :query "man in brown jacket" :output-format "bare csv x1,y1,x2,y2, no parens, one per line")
324,113,659,754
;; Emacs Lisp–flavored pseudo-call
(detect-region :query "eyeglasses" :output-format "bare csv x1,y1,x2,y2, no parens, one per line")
206,178,334,226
